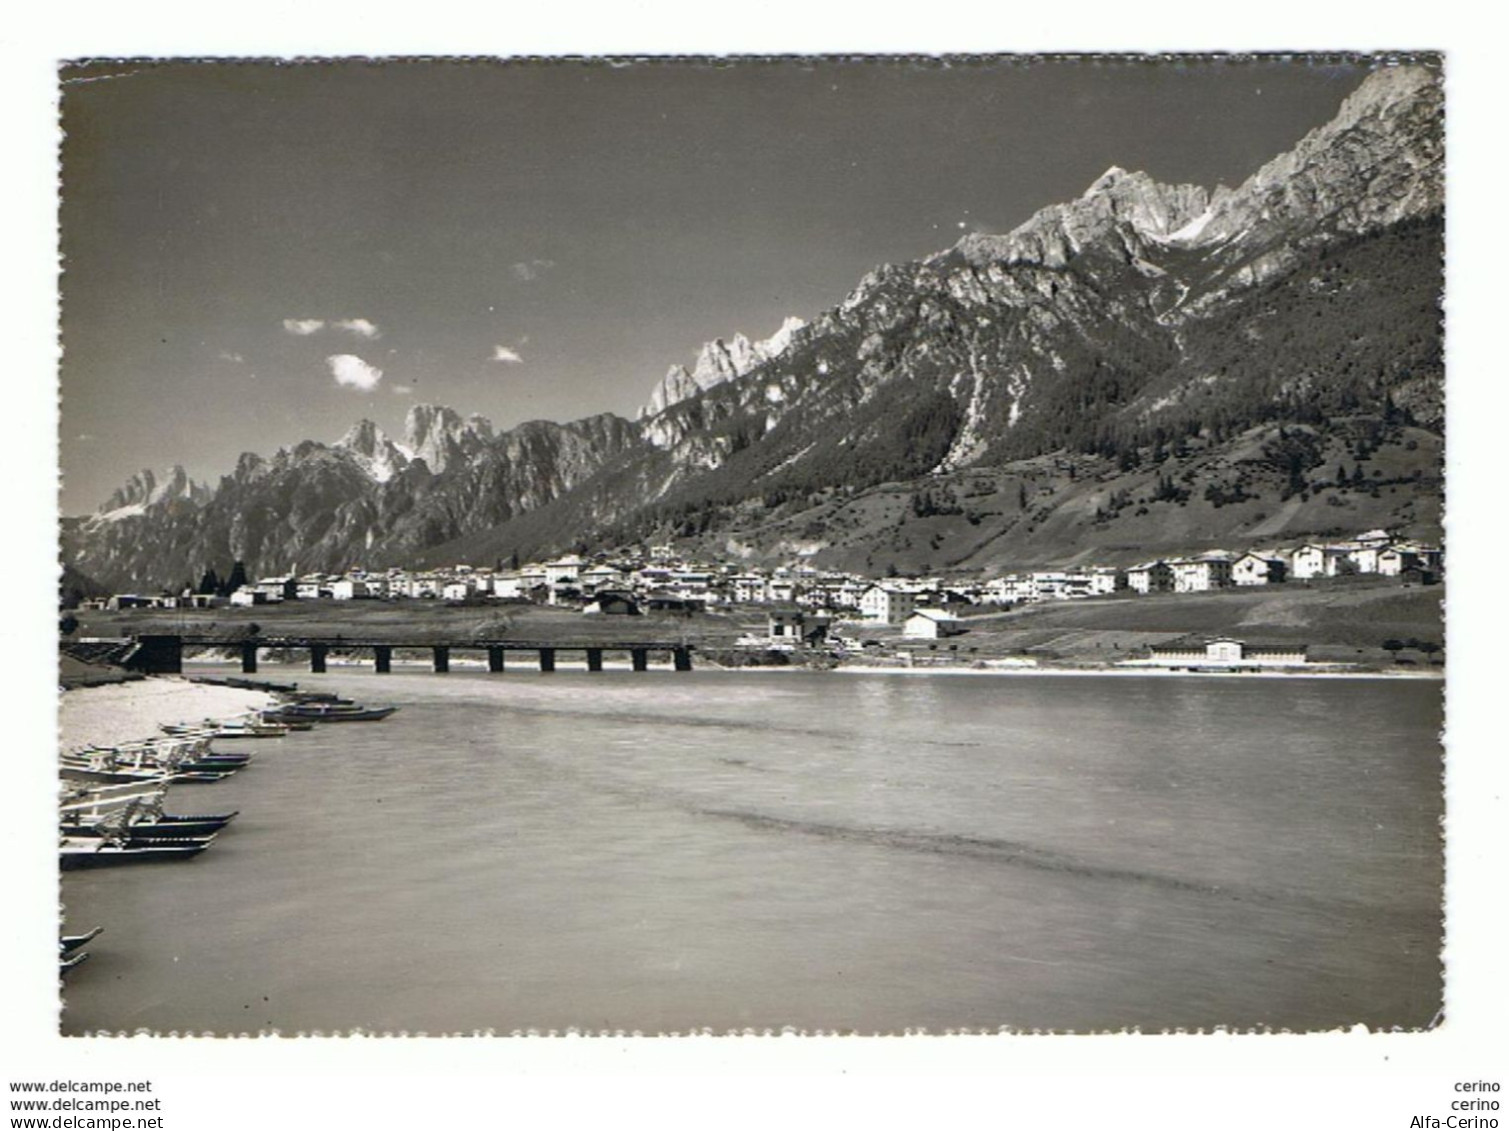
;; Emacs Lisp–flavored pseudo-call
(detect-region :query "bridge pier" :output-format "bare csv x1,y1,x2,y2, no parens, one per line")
586,648,603,673
631,648,648,672
309,644,328,673
126,635,183,675
673,646,693,672
241,641,258,674
432,646,450,673
488,646,505,673
374,645,392,674
538,647,556,673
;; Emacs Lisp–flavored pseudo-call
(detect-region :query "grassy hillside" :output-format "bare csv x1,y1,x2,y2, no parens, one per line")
887,578,1444,665
662,421,1443,576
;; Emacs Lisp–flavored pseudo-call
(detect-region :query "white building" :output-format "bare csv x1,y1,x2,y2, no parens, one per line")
1127,561,1174,595
1378,547,1421,577
859,585,916,625
728,574,768,604
1170,555,1235,593
1131,637,1310,670
903,608,964,639
491,573,524,599
1290,544,1344,580
1232,553,1287,587
543,556,583,586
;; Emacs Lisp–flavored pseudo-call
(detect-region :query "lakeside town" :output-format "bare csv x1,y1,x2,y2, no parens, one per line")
74,525,1444,674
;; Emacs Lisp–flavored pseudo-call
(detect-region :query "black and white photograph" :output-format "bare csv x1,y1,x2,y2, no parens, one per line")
50,53,1448,1037
4,10,1503,1123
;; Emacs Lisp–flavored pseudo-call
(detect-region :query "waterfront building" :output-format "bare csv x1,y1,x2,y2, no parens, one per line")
903,608,965,639
1133,637,1309,669
859,585,916,624
766,607,831,646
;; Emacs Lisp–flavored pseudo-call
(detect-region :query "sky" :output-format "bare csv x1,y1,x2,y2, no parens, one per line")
57,55,1375,513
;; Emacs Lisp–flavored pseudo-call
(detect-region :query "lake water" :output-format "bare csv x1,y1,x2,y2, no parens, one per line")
59,668,1443,1034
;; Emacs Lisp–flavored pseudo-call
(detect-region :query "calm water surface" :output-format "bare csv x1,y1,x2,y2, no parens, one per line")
60,668,1443,1033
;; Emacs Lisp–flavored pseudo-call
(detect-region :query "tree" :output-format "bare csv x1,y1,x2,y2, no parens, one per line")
225,561,249,594
198,568,221,595
59,614,79,637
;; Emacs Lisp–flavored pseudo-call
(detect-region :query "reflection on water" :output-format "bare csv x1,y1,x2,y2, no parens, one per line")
61,669,1442,1033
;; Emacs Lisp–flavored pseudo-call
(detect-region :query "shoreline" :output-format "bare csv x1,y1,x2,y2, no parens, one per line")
59,676,274,752
178,656,1443,681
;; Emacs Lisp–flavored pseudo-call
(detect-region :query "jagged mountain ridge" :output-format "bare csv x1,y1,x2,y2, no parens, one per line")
66,64,1444,589
69,405,645,589
639,316,807,419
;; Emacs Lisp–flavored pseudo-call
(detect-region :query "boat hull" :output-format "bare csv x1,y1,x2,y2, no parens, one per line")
60,841,211,868
61,817,232,839
60,927,103,954
263,706,397,723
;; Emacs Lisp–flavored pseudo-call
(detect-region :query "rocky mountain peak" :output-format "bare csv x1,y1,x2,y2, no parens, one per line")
403,403,493,473
93,464,205,522
337,419,387,457
99,468,157,513
1190,64,1442,253
952,165,1211,270
638,316,806,419
336,419,411,483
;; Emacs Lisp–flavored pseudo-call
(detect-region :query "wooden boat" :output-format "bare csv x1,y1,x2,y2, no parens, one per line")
60,836,212,868
275,691,354,705
60,927,102,954
61,745,250,775
59,763,234,785
60,751,245,773
262,704,398,723
62,815,233,839
60,950,91,973
161,718,292,738
59,783,238,826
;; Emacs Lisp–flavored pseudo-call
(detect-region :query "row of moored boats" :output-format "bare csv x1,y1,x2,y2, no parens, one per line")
58,688,397,974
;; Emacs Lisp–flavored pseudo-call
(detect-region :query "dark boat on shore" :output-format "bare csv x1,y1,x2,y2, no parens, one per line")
61,815,234,840
277,691,354,705
60,836,214,868
60,950,91,973
262,703,397,723
60,927,102,954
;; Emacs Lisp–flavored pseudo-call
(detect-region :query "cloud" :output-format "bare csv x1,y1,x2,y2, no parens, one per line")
327,354,383,392
391,384,414,396
492,345,524,364
511,259,555,282
283,318,325,336
218,350,246,363
334,318,381,339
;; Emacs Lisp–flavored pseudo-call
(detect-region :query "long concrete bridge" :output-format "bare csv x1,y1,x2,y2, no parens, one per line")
123,634,695,675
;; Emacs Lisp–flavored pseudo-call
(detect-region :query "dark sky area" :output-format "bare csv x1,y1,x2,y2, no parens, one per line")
58,55,1373,513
